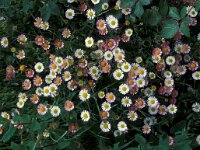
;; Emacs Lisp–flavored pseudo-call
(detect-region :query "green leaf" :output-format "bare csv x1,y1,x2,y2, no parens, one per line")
180,6,187,18
159,0,168,16
183,17,190,24
120,0,136,8
161,20,179,39
168,7,181,20
31,119,41,131
40,4,51,21
2,125,16,142
140,0,151,5
113,142,120,150
134,1,144,18
158,133,169,150
58,141,70,149
11,142,25,150
195,1,200,11
143,9,162,26
22,0,33,14
170,120,186,133
180,22,190,37
135,134,149,150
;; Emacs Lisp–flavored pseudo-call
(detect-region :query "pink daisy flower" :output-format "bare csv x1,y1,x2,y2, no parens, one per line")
22,79,32,90
35,35,44,46
25,69,35,78
64,100,74,111
37,104,48,115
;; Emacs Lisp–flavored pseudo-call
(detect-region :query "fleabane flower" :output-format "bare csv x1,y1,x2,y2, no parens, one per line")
192,71,200,80
168,104,177,114
166,56,175,65
106,15,118,29
117,121,128,132
50,106,61,117
81,110,90,122
34,62,44,73
85,37,94,48
101,101,111,111
100,121,111,132
79,89,90,101
113,69,124,80
65,9,75,19
192,102,200,112
91,0,100,5
1,37,9,48
121,97,132,107
147,96,158,107
119,84,129,95
86,9,96,20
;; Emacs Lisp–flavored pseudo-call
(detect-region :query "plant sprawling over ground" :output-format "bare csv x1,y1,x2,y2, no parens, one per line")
0,0,200,149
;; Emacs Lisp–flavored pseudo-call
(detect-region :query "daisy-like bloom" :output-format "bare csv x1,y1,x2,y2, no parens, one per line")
17,100,25,108
54,76,62,86
135,57,143,64
79,89,90,101
1,112,10,120
102,3,109,10
49,63,59,72
144,88,154,97
136,78,145,88
18,93,28,101
30,94,40,104
42,41,51,50
196,135,200,145
188,61,198,71
98,91,105,99
85,37,94,48
114,53,125,63
49,71,57,79
64,100,74,112
45,75,53,84
75,49,84,58
62,28,71,39
17,34,27,44
16,50,25,60
62,71,72,82
152,55,161,63
113,69,124,80
147,96,158,107
86,9,96,20
167,104,177,114
37,104,48,115
112,47,121,56
142,125,151,134
43,86,51,97
101,101,111,111
100,111,110,120
41,22,49,30
143,117,154,126
104,39,117,50
122,8,132,15
126,77,136,87
1,37,8,48
25,69,35,78
33,76,43,87
164,78,174,87
94,49,103,58
121,62,131,72
152,47,162,56
65,9,75,19
164,71,172,78
187,6,198,17
35,35,44,46
35,87,43,96
106,15,118,29
34,17,43,28
148,107,158,115
79,2,87,12
181,44,191,54
67,79,77,91
43,130,50,138
121,97,132,107
105,92,116,103
67,0,74,3
166,56,175,65
89,66,99,76
22,79,31,90
96,19,106,30
91,0,100,5
127,111,138,121
158,105,168,115
121,34,130,42
192,102,200,112
99,27,108,35
104,51,113,61
125,28,133,37
100,121,111,132
174,44,183,54
34,62,44,73
192,71,200,80
49,83,58,97
119,84,129,95
55,57,63,66
81,110,90,122
130,85,139,95
54,39,64,49
50,106,61,117
138,67,147,78
177,65,187,75
162,46,171,55
117,121,128,132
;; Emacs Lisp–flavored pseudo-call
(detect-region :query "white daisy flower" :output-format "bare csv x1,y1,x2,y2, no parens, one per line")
43,86,51,97
186,6,198,17
106,15,118,29
149,72,156,79
101,101,111,111
152,55,161,63
167,104,177,114
1,37,8,48
49,71,57,79
86,9,96,20
17,100,25,108
117,121,128,132
104,50,113,61
192,102,200,112
164,71,172,78
89,66,99,76
91,0,100,4
125,28,133,37
65,9,75,20
113,130,123,137
135,57,143,64
121,62,131,72
85,37,94,48
136,78,145,88
55,57,63,66
1,112,10,120
75,49,84,58
45,75,53,84
112,47,121,56
121,97,132,107
102,3,109,10
174,44,183,54
67,0,74,3
100,121,111,132
142,125,151,134
18,93,28,102
94,49,103,58
113,69,124,80
127,111,138,121
79,89,90,101
148,107,158,115
192,71,200,80
81,110,90,122
62,71,72,82
35,87,43,96
166,56,175,65
49,83,58,96
147,96,158,107
138,67,147,78
50,106,61,117
196,135,200,145
34,62,44,73
164,78,174,87
119,84,129,95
